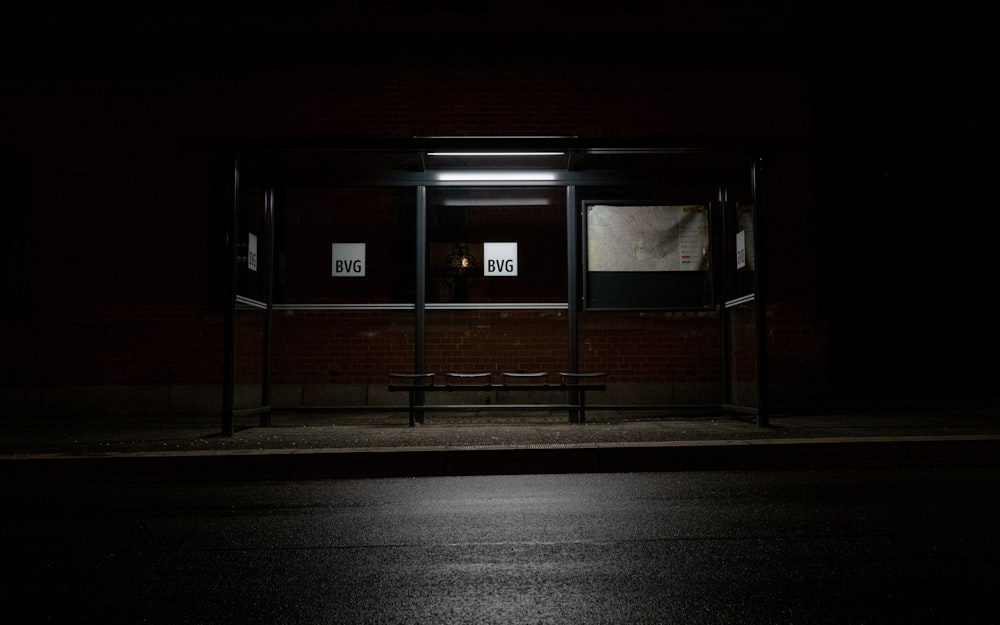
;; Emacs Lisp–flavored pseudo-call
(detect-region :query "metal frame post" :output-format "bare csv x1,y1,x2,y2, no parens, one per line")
566,185,580,423
222,156,239,437
260,185,274,427
752,156,769,427
719,185,734,407
414,186,427,424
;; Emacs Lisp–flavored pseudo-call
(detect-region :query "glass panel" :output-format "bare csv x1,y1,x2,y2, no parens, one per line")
578,186,717,310
236,182,268,304
233,307,265,410
426,187,566,304
723,197,757,301
268,185,416,406
725,301,759,408
575,185,724,409
277,187,416,304
271,309,414,397
579,309,723,407
426,310,568,390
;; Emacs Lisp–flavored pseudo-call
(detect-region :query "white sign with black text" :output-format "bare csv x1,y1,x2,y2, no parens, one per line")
483,242,518,276
247,233,258,272
332,243,366,277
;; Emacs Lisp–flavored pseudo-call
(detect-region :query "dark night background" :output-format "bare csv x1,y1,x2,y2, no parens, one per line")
2,2,997,410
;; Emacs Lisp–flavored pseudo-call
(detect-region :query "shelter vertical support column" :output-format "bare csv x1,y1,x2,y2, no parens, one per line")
260,185,274,427
719,186,734,409
414,186,427,425
222,156,239,437
566,185,581,423
752,156,769,427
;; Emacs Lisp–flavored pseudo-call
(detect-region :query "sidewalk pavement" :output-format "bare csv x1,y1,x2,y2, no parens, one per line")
2,402,999,481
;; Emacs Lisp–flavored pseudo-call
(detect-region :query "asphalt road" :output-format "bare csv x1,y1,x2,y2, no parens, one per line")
4,469,999,624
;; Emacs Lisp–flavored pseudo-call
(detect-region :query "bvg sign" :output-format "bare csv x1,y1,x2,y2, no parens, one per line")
332,243,366,277
483,242,518,276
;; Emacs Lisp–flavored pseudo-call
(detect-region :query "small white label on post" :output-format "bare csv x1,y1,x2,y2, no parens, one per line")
332,243,366,277
484,242,518,276
247,233,258,272
736,230,746,269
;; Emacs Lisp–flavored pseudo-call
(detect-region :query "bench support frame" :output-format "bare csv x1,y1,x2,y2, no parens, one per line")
389,372,606,426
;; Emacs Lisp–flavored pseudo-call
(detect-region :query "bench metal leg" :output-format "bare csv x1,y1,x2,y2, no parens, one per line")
407,390,425,426
567,388,583,424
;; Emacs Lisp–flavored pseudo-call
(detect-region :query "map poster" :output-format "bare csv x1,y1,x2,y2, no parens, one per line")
586,204,709,272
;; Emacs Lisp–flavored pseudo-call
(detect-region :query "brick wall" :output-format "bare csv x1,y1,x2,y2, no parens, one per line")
270,310,414,385
2,60,830,416
580,312,722,384
424,310,568,378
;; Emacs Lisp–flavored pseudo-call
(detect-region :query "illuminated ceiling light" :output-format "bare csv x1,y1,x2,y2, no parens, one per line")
427,152,565,157
435,172,558,182
442,198,551,206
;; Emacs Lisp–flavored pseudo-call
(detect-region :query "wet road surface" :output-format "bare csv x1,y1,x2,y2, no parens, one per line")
4,469,999,624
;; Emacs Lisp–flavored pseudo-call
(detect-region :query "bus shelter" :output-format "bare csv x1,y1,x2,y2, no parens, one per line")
220,138,766,435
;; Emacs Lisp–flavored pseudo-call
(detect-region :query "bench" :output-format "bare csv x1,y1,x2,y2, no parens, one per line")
388,371,607,426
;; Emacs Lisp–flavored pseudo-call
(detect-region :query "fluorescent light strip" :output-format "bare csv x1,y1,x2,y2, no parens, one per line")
426,302,569,310
442,198,552,206
428,152,565,157
436,172,558,182
274,303,416,310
